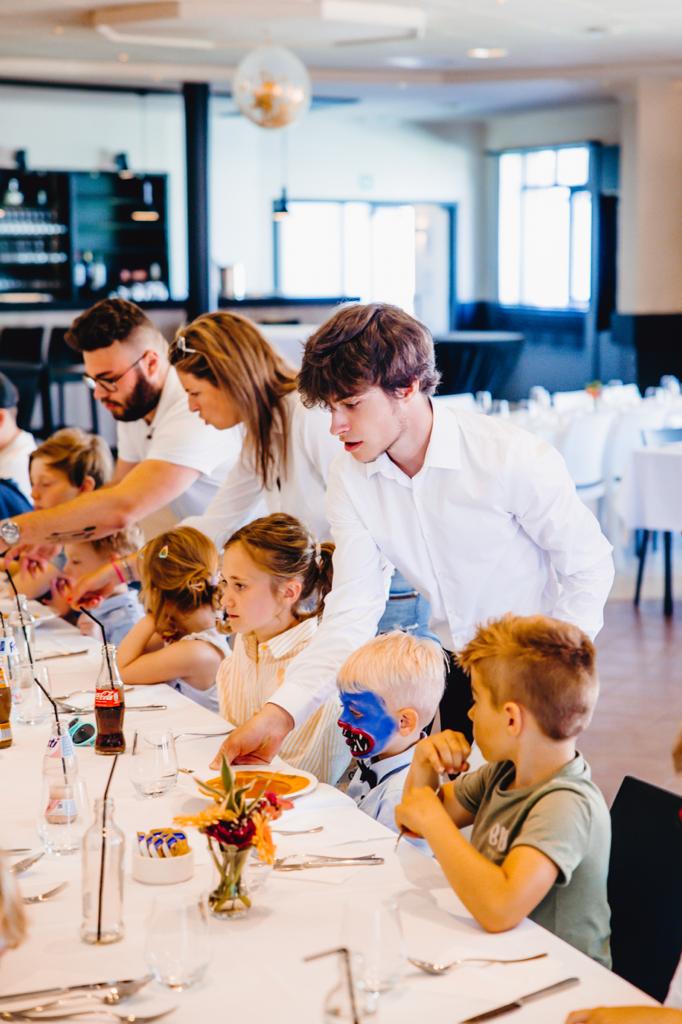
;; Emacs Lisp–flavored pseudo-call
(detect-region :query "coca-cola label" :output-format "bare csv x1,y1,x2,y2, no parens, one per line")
95,689,122,707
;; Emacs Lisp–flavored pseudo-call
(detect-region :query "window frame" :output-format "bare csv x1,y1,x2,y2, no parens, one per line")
495,142,598,314
272,197,459,329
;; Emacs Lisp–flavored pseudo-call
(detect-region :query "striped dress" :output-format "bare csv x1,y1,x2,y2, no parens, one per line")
216,617,350,785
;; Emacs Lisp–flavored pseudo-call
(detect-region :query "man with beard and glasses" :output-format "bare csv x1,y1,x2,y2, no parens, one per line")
0,299,241,559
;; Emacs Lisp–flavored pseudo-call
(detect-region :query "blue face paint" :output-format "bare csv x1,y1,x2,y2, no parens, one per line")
338,689,397,759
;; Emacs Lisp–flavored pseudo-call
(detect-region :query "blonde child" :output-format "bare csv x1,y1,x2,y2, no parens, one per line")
396,614,611,967
210,513,349,785
9,428,113,600
60,528,143,646
117,527,229,712
336,631,445,839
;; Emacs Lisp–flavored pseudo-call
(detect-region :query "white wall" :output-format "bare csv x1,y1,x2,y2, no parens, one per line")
0,85,188,299
484,101,621,151
210,105,484,303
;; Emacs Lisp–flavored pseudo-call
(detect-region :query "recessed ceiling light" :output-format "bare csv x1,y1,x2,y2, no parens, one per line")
467,47,508,59
53,25,64,35
118,52,130,63
388,55,423,69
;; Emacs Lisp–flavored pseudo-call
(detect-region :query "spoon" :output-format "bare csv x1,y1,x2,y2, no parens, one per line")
409,952,548,975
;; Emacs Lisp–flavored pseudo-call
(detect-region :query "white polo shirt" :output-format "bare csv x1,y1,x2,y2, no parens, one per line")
273,403,615,727
116,366,241,521
183,390,338,546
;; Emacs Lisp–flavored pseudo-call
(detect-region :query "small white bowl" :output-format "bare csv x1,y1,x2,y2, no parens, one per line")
132,845,194,885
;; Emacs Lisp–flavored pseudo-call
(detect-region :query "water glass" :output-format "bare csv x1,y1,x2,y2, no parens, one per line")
38,774,89,855
342,898,405,996
130,730,178,798
324,951,378,1022
11,663,52,725
475,390,493,414
529,385,552,409
491,399,510,418
144,895,211,989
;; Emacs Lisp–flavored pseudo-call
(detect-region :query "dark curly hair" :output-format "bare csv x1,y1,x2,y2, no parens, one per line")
65,299,155,353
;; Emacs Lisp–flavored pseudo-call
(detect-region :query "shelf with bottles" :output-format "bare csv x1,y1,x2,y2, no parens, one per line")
0,170,71,302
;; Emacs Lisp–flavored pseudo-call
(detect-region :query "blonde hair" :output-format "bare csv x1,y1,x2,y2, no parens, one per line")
337,630,446,729
140,526,219,624
86,526,142,561
0,854,27,950
458,614,598,740
225,513,333,622
30,428,113,489
169,312,297,489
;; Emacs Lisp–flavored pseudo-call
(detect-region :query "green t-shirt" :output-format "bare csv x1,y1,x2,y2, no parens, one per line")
454,753,611,967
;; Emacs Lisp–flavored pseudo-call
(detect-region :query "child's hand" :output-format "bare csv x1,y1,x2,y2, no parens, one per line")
49,576,74,618
395,786,447,840
410,730,471,788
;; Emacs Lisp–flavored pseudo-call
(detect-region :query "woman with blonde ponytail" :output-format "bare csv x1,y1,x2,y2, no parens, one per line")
117,527,230,712
211,514,349,785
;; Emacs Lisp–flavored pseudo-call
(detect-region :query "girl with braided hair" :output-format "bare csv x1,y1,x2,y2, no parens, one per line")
117,526,229,712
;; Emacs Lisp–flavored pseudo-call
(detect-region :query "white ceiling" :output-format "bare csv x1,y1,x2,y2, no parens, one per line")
0,0,681,116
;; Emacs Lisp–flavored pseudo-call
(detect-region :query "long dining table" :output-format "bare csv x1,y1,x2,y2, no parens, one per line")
0,616,657,1022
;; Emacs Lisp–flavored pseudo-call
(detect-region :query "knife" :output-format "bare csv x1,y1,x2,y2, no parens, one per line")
460,976,580,1022
9,852,44,875
0,978,143,1003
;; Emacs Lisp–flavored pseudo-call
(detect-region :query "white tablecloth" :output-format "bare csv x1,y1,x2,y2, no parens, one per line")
0,619,655,1022
619,443,682,532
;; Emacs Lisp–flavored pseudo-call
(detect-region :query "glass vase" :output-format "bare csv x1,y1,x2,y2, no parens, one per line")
207,840,252,919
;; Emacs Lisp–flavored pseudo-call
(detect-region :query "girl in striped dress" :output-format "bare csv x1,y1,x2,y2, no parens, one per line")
216,514,349,785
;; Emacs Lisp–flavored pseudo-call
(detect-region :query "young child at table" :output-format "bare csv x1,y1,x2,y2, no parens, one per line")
211,513,349,785
117,526,229,712
336,630,445,842
396,613,611,967
5,428,113,601
60,528,144,646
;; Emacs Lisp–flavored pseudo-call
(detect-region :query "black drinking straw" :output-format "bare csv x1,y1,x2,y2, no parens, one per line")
96,753,119,943
78,607,114,684
5,569,67,774
304,947,360,1024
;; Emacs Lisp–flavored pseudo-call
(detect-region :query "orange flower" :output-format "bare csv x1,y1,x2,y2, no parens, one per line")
174,803,238,829
252,812,276,865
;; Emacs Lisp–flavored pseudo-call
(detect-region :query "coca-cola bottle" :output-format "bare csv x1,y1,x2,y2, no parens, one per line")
94,644,125,755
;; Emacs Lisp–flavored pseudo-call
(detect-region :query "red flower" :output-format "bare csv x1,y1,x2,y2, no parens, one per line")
206,817,256,850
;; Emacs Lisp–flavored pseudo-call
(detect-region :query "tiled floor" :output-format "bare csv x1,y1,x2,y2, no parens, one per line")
582,576,681,806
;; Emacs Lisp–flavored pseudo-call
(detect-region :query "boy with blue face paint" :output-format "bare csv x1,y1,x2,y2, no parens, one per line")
337,631,445,840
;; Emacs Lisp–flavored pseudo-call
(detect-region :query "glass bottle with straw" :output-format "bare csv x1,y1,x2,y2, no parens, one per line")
81,755,124,944
80,609,126,756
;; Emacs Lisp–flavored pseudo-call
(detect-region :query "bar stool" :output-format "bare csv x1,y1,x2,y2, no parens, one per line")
43,327,100,435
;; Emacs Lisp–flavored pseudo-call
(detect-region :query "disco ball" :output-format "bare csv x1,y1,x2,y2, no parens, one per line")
233,46,311,129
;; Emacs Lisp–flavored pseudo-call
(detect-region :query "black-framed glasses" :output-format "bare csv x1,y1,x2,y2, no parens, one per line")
83,352,148,393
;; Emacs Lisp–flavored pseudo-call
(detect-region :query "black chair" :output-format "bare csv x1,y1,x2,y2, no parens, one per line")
0,326,46,432
634,427,682,616
42,327,100,435
608,775,682,1002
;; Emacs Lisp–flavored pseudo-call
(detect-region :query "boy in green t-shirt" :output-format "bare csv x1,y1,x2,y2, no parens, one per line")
395,613,611,966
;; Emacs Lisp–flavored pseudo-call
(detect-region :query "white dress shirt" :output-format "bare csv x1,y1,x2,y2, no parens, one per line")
183,390,338,546
0,429,35,499
116,366,241,522
347,743,429,853
273,404,615,726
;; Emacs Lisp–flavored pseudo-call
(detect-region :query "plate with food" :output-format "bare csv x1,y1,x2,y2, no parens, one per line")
207,765,318,801
0,598,56,626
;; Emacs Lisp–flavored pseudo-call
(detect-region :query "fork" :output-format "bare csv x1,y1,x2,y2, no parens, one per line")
10,852,44,875
408,952,548,975
22,882,69,905
0,1008,175,1023
272,826,324,836
173,730,232,742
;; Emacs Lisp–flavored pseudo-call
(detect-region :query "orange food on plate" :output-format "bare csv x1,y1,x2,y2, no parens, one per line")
207,770,309,798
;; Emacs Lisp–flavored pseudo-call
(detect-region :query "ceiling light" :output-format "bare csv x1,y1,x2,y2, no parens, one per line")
53,25,64,35
131,210,160,222
387,55,423,69
118,52,129,63
467,47,508,59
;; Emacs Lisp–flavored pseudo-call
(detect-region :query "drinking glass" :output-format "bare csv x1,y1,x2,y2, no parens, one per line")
529,385,552,409
129,730,178,798
491,399,510,418
38,774,89,855
324,951,378,1022
475,391,493,414
144,895,210,989
342,898,405,997
11,663,52,725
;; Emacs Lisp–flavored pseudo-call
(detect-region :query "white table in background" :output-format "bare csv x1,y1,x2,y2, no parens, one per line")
0,619,656,1023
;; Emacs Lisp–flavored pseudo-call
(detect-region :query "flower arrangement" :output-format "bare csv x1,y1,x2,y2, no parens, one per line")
175,759,292,916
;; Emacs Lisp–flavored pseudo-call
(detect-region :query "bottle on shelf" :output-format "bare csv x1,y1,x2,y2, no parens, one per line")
94,644,126,755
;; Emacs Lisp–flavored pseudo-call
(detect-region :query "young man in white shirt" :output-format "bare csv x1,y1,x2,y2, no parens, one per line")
214,302,615,769
0,299,240,555
0,373,35,501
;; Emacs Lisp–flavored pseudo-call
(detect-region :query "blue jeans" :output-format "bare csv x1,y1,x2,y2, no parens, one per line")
377,570,435,640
